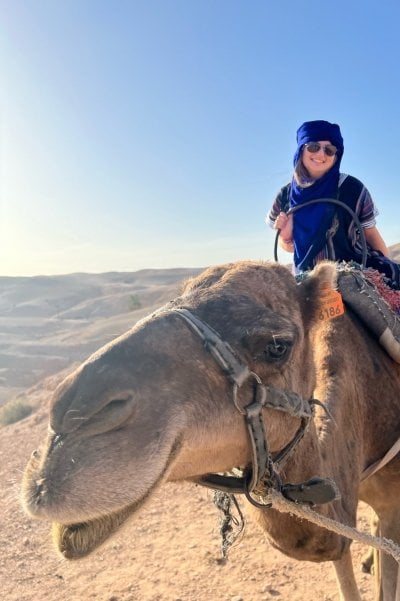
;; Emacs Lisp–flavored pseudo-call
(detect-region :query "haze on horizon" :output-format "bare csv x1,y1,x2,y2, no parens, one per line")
2,1,400,277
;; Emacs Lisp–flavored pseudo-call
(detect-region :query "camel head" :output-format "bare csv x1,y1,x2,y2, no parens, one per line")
22,260,338,558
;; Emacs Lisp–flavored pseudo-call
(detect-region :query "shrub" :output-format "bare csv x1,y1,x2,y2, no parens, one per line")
0,398,33,427
128,294,142,311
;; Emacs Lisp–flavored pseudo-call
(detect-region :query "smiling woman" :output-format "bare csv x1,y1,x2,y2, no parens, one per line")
301,140,337,179
266,120,400,288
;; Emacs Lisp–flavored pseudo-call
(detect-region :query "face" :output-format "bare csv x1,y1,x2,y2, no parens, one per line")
301,140,337,180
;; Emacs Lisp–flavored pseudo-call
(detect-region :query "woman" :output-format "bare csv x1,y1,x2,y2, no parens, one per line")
267,120,399,287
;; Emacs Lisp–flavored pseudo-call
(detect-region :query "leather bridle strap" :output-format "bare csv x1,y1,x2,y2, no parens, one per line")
172,308,251,387
171,307,322,504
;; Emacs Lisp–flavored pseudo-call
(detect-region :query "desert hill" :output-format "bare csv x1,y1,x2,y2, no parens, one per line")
0,268,202,405
391,242,400,261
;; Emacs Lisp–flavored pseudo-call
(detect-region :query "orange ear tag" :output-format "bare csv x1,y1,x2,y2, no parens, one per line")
318,287,345,321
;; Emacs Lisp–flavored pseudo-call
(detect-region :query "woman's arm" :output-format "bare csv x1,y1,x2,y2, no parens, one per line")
356,184,390,257
279,239,294,252
267,185,294,254
274,212,294,252
364,226,390,256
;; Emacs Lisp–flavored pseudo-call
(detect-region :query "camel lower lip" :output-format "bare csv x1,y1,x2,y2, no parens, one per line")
47,446,181,559
52,504,137,559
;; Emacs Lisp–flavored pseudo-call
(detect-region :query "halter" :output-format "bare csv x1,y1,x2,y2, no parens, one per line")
171,307,338,508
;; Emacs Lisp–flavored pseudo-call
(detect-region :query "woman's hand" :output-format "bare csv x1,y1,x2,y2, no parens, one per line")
274,212,293,243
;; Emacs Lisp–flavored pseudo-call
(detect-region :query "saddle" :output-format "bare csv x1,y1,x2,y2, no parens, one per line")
337,265,400,363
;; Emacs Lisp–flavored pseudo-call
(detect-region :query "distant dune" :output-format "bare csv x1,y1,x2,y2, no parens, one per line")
391,242,400,261
0,267,203,405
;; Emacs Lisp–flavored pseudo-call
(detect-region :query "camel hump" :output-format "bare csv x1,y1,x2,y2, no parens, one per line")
337,266,400,363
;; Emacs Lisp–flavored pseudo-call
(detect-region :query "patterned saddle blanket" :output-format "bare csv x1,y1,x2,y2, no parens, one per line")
337,265,400,363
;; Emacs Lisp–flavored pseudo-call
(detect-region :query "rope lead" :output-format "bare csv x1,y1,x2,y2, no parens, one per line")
213,491,245,562
267,489,400,563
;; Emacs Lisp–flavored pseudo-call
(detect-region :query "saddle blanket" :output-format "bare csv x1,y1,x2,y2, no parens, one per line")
337,265,400,363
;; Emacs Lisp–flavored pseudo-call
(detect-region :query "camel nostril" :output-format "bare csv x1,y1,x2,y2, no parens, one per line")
79,395,136,435
108,398,132,410
33,477,47,505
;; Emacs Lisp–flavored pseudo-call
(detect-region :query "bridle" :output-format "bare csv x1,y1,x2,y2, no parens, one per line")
273,197,368,268
171,307,338,508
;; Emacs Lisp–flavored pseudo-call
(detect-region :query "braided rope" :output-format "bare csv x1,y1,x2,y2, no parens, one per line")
267,489,400,563
213,491,245,561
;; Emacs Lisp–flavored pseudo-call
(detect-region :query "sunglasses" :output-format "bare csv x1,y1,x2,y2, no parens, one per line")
304,142,337,157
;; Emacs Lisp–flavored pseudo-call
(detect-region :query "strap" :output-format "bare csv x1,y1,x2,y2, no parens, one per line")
172,308,250,387
361,437,400,481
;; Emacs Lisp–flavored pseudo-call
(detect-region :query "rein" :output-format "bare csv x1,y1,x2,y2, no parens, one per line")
273,197,368,268
172,307,338,508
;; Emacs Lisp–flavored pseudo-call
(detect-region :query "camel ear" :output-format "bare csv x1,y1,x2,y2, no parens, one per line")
298,262,342,328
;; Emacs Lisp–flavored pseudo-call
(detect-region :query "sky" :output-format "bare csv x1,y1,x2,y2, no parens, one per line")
1,0,400,277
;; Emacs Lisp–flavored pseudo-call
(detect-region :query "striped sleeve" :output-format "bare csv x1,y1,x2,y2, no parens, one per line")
339,173,378,230
266,189,283,228
350,182,379,253
359,186,379,228
357,185,378,229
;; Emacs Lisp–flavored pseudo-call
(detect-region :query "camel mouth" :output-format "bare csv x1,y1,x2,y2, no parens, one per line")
51,436,185,559
52,501,141,559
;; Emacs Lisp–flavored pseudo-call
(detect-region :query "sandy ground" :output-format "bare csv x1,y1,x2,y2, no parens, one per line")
1,398,375,601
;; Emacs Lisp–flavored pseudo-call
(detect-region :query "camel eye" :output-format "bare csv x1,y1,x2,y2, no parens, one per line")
264,339,290,362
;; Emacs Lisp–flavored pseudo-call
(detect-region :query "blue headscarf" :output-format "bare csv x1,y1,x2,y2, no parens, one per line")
290,120,344,271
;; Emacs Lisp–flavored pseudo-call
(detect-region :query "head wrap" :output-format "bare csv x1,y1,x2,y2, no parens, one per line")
293,120,344,169
289,120,344,271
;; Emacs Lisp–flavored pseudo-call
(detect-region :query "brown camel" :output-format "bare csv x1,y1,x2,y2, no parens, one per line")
21,260,400,601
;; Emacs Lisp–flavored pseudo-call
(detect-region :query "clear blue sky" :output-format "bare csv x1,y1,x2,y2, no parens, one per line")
1,0,400,276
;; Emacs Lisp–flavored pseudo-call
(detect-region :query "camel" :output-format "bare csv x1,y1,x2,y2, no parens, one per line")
21,260,400,601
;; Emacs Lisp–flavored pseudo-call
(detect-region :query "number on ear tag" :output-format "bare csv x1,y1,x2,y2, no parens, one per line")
318,287,345,321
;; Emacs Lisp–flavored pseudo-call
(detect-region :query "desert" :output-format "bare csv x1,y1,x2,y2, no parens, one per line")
2,259,400,601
